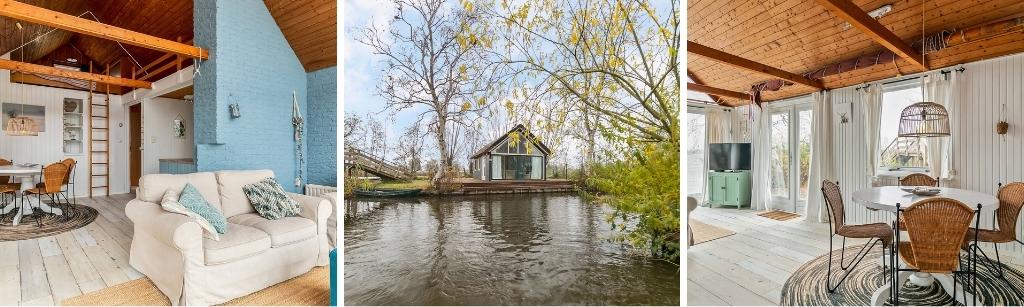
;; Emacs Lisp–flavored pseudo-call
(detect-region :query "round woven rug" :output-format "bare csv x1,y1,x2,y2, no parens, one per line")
0,203,98,241
781,244,1024,306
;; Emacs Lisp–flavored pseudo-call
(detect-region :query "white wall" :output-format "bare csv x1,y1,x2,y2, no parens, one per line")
0,54,131,196
763,52,1024,257
141,97,194,175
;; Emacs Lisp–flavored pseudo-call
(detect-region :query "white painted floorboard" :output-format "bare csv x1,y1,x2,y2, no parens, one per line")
687,207,1024,306
1,194,140,306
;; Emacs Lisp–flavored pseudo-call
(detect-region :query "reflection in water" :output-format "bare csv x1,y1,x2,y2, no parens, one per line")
344,193,680,305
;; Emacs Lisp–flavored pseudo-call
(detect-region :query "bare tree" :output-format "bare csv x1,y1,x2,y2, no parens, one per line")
357,0,507,184
395,123,425,174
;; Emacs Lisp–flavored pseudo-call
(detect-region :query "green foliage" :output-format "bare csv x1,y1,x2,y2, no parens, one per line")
586,142,680,264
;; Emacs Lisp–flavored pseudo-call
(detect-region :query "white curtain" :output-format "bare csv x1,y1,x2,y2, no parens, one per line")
860,84,883,183
807,91,834,223
921,72,959,181
750,106,773,211
699,108,732,203
706,108,732,143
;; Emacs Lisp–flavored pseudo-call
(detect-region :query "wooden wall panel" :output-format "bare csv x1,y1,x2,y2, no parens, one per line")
815,52,1024,259
264,0,337,71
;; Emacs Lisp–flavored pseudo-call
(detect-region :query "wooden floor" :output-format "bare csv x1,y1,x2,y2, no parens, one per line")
686,207,1024,306
0,194,141,306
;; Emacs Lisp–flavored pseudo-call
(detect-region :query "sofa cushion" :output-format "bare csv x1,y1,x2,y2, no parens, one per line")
215,170,275,218
203,223,271,265
138,172,221,211
243,177,301,220
227,213,316,247
178,183,228,234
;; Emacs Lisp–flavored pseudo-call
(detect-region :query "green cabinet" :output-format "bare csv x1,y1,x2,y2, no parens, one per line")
707,171,751,208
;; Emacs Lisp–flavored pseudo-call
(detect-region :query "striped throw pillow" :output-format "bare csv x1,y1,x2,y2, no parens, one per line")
243,177,300,220
178,183,228,234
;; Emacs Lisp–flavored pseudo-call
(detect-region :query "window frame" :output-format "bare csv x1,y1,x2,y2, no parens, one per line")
877,79,930,174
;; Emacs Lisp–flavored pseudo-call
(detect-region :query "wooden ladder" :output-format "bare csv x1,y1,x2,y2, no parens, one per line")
88,62,110,197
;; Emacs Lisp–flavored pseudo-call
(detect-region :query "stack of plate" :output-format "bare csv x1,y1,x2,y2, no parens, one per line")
900,186,941,196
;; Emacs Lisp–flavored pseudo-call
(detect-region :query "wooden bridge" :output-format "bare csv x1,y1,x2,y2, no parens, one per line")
344,147,410,181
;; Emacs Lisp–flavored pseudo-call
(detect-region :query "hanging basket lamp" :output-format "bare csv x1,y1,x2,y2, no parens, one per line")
6,115,39,136
898,102,950,138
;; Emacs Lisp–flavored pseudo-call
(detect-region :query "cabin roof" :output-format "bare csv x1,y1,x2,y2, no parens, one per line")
470,124,552,159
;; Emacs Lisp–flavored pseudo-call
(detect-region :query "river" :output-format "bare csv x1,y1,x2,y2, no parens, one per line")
343,193,680,305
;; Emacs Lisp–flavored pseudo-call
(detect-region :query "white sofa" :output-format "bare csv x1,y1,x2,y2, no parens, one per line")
125,170,332,305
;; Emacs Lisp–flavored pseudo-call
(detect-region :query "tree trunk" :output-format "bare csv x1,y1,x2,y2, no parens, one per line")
582,109,597,176
432,117,450,185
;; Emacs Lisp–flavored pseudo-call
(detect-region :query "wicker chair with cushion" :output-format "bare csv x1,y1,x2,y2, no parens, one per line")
898,173,939,187
821,180,894,292
24,162,70,220
963,182,1024,283
892,198,980,305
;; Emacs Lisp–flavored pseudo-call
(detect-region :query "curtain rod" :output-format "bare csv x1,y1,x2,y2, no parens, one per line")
855,66,965,91
687,99,732,111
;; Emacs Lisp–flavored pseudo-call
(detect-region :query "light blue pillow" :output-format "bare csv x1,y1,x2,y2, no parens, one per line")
178,183,228,234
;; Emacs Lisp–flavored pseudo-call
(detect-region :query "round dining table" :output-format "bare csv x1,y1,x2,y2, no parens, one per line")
853,185,998,306
0,164,64,226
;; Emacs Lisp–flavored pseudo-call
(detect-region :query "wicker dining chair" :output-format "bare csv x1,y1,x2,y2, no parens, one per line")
892,198,980,306
822,180,895,292
24,162,70,226
0,159,17,211
898,173,939,187
963,182,1024,284
0,158,19,191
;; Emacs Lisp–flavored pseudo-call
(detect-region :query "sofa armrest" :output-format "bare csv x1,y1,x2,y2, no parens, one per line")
288,192,332,233
125,199,203,250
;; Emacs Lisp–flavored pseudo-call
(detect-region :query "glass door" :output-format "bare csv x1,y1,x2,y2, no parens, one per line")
686,111,707,200
769,103,813,213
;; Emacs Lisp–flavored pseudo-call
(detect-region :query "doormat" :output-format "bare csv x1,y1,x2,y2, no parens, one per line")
689,220,735,245
757,210,801,221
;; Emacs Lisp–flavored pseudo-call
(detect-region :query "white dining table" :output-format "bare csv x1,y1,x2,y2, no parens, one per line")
0,164,63,226
853,186,998,306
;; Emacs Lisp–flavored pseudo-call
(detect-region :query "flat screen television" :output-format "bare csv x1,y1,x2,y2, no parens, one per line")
709,143,751,171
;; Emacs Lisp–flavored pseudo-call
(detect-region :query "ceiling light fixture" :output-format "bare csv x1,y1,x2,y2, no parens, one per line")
842,4,893,30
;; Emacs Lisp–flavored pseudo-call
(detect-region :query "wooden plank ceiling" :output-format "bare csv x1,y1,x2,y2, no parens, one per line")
688,0,1024,105
0,0,193,81
265,0,337,72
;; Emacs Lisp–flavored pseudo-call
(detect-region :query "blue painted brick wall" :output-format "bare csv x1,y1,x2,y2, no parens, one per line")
306,66,337,186
193,0,308,192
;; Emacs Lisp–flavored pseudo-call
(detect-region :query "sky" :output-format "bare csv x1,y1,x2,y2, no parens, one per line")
343,0,678,165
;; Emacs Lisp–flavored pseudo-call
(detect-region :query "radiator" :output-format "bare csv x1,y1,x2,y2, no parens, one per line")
305,184,338,198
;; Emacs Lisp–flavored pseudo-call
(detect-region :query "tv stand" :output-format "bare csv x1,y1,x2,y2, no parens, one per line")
707,170,751,208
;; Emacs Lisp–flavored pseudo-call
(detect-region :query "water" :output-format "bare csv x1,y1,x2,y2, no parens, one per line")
344,193,680,305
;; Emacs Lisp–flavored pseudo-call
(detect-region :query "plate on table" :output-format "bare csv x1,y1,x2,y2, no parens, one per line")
911,187,941,196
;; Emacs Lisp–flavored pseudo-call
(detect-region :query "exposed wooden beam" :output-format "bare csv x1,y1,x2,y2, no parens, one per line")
687,83,750,102
0,59,152,89
0,0,208,59
812,0,927,70
687,70,728,105
688,41,825,89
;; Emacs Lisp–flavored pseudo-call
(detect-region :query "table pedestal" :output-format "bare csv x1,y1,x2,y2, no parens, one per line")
0,175,63,226
870,262,977,305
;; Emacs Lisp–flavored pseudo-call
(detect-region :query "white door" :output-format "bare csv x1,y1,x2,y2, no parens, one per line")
769,101,813,213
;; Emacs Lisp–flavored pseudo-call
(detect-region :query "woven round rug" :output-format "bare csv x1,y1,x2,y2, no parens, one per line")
781,244,1024,305
0,203,98,241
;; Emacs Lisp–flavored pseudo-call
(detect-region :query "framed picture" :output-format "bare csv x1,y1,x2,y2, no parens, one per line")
2,103,46,132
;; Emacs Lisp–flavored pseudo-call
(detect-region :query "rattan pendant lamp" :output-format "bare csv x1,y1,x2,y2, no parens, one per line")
898,0,950,138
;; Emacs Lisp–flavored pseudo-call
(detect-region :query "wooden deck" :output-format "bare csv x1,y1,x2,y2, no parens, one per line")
441,178,577,194
1,194,141,306
687,207,1024,306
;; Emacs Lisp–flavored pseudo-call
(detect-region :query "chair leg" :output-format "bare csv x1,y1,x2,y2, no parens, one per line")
827,237,879,292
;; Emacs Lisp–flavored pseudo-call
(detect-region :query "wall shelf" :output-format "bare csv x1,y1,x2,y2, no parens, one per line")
63,98,85,155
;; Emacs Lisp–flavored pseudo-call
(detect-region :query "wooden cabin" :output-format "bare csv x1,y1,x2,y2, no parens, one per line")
470,124,551,181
